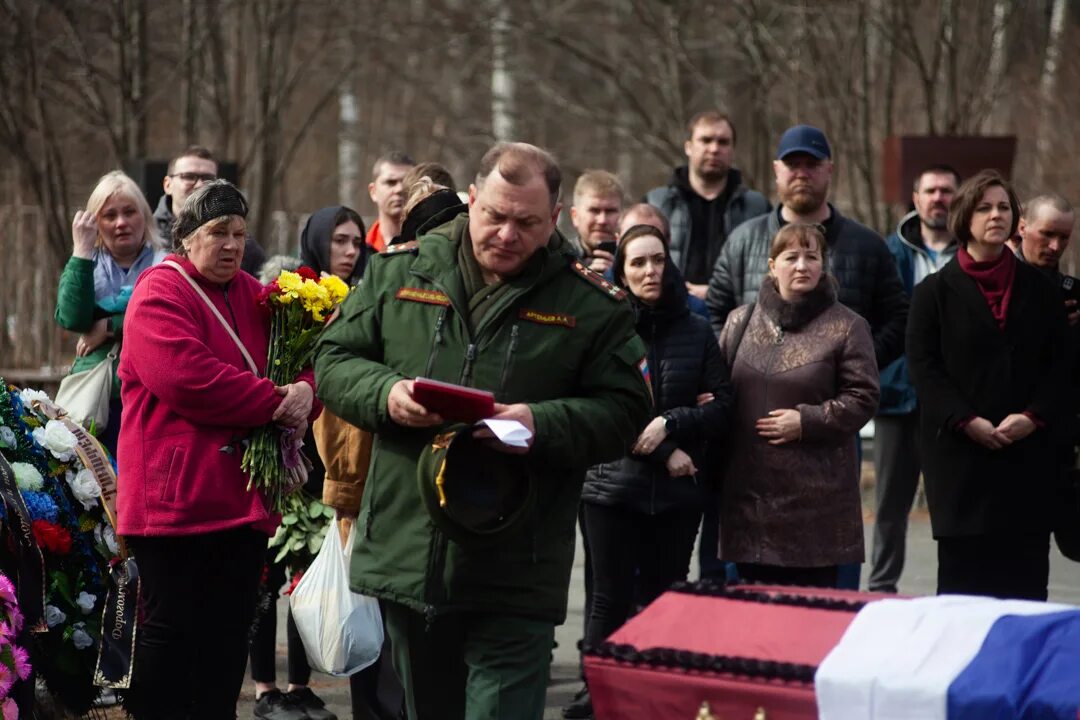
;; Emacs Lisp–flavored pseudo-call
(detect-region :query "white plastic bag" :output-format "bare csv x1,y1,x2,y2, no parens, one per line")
290,521,383,676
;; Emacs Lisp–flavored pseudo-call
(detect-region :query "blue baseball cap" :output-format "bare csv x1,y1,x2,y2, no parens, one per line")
776,125,832,160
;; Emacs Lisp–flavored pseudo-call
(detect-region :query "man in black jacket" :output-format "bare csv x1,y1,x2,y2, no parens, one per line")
154,145,267,276
705,125,908,369
645,111,769,302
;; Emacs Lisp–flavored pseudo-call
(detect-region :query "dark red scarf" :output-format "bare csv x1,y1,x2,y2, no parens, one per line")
957,245,1016,329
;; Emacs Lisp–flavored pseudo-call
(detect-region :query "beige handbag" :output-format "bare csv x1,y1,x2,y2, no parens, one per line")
55,342,119,431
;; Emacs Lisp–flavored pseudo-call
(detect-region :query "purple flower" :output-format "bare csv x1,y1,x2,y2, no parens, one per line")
0,664,11,701
0,575,14,606
11,645,30,680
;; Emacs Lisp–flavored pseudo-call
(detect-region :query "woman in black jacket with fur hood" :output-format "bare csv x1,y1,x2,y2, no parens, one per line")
580,223,732,653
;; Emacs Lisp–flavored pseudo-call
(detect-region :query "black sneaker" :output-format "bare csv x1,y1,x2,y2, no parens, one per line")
286,687,337,720
254,689,308,720
562,685,592,719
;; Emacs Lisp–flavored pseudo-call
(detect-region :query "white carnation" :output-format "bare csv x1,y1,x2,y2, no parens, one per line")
67,468,101,510
0,426,15,449
71,622,93,650
11,462,44,492
76,591,97,614
32,420,77,462
18,388,51,408
44,605,66,628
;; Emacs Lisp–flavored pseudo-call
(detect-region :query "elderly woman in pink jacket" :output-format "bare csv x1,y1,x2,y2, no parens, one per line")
117,181,320,719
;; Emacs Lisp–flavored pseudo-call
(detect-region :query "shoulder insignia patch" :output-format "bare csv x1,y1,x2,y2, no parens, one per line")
570,260,626,300
519,309,576,328
383,241,419,255
396,287,450,306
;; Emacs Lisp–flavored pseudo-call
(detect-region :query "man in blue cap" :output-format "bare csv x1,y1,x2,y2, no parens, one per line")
705,124,907,370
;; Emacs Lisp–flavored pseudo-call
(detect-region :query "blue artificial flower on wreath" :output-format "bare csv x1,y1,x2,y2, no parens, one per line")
22,489,59,523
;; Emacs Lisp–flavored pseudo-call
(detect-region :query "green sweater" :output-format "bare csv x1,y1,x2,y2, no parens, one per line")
55,256,123,397
314,215,652,622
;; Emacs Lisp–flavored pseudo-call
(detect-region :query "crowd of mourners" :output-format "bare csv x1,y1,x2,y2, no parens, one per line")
53,111,1078,720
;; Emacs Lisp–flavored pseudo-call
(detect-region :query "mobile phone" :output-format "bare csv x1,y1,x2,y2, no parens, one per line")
1061,275,1080,312
596,240,617,255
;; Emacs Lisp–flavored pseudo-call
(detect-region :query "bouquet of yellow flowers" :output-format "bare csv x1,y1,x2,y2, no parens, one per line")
243,268,349,512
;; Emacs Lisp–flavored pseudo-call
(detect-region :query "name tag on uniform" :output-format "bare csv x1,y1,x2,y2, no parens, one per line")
519,309,576,328
396,287,450,306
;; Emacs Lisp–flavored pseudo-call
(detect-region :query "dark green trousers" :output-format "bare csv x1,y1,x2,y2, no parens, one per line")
383,602,555,720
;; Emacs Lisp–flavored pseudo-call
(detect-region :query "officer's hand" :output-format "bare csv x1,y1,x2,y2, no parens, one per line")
387,379,443,428
685,282,708,300
587,250,614,275
632,416,668,455
273,382,314,428
1066,299,1080,326
72,210,98,259
473,402,534,454
666,448,697,478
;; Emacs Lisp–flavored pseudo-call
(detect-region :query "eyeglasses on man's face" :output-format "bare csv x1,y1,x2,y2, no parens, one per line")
169,172,217,186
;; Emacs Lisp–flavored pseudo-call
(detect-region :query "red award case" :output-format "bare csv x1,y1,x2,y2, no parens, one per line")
412,377,495,424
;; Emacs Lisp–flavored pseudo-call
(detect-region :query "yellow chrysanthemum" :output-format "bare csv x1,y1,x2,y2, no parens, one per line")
319,275,350,305
298,280,331,316
277,270,303,298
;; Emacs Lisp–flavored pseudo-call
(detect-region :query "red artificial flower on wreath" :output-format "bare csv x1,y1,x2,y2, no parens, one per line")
297,266,318,282
32,520,73,555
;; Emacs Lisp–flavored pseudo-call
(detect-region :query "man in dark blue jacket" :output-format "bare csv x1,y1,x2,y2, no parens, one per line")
870,165,960,593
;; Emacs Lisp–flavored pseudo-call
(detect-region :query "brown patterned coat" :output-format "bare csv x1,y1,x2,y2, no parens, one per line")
718,277,880,567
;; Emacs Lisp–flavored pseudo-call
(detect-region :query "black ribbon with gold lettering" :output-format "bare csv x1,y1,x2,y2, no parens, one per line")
0,453,46,632
93,557,139,688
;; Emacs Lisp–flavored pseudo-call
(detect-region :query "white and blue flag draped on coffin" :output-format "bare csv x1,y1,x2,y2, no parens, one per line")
815,595,1080,719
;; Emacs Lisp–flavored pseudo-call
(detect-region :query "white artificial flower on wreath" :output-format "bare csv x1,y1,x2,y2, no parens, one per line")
0,426,16,449
32,420,77,462
76,591,97,614
11,462,44,492
67,468,101,510
71,622,93,650
18,388,51,409
44,605,66,628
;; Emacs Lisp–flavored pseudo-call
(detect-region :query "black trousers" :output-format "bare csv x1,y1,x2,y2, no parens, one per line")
249,552,312,686
582,502,700,649
125,526,267,720
937,532,1050,601
736,563,839,588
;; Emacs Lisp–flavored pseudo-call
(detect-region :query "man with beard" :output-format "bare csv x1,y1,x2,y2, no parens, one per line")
366,151,415,252
570,170,624,275
870,165,960,593
706,125,907,370
646,111,769,301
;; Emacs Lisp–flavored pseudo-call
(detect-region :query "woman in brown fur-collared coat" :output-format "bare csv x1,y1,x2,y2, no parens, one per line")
718,223,880,587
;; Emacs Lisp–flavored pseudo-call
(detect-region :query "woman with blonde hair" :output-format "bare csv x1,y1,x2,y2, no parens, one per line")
54,170,163,453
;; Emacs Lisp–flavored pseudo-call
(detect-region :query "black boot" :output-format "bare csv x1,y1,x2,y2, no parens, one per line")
562,684,592,719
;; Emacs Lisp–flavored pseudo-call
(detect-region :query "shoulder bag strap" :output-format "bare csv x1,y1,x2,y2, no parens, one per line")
161,260,260,376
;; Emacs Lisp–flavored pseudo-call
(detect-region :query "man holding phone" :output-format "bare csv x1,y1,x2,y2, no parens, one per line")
1017,194,1077,325
570,169,625,276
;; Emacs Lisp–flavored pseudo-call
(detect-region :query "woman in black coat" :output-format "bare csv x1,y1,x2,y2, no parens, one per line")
580,223,733,643
907,170,1068,601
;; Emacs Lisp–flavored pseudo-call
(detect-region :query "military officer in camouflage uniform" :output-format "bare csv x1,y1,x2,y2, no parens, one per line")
314,142,652,720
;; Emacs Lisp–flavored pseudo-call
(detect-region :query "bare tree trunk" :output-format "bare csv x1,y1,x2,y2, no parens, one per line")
491,2,516,141
180,0,199,145
1034,0,1068,187
984,0,1011,133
